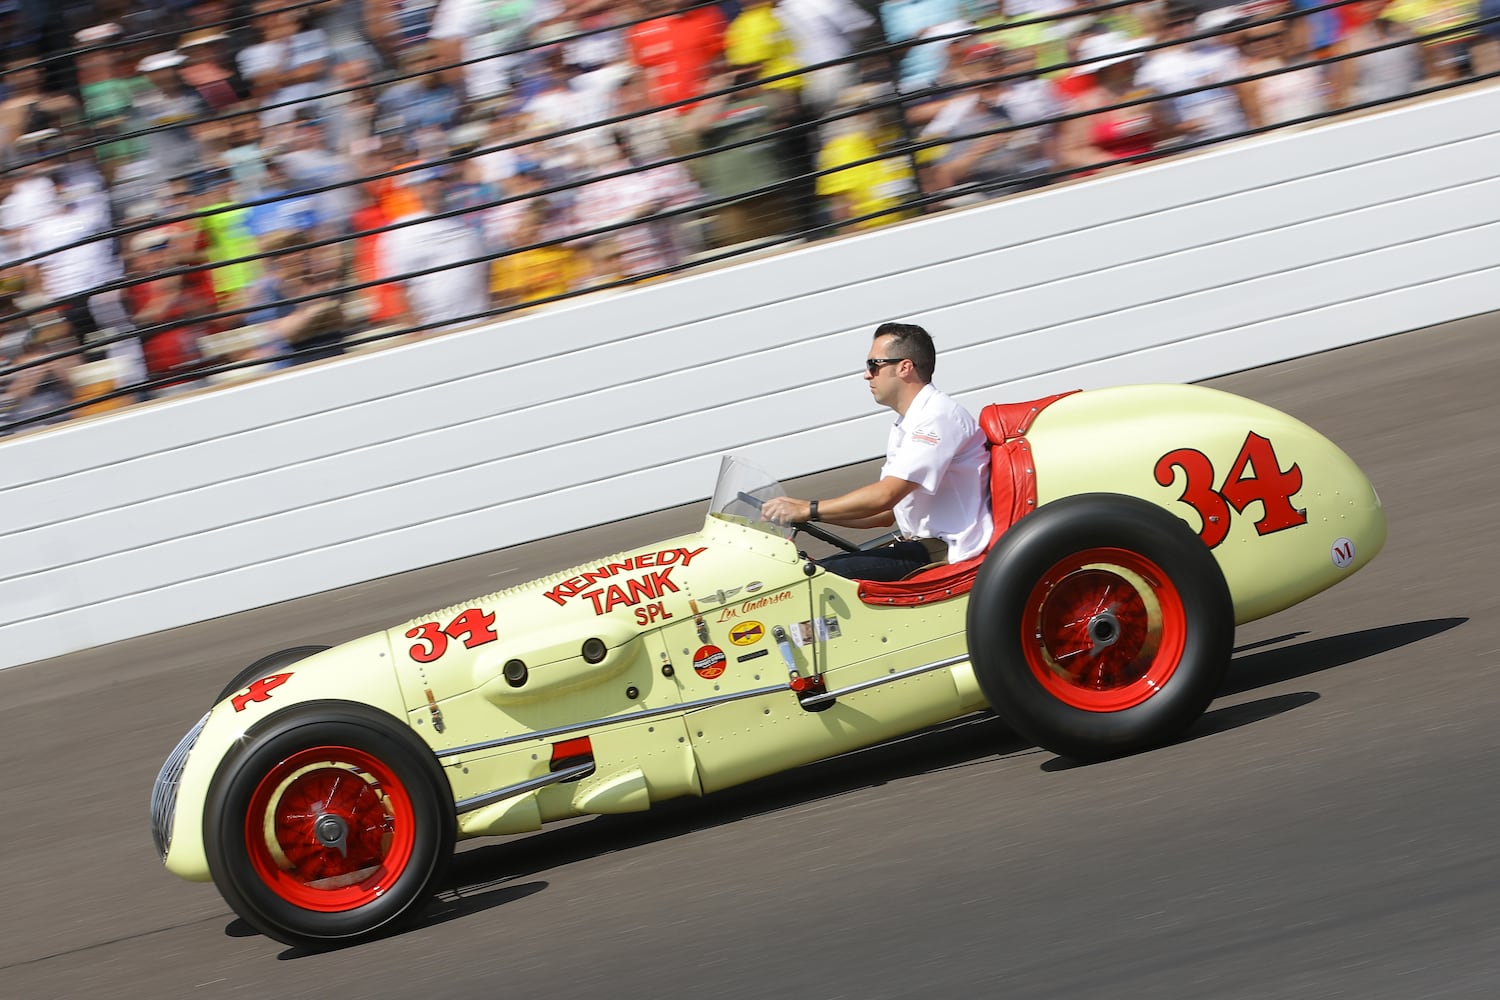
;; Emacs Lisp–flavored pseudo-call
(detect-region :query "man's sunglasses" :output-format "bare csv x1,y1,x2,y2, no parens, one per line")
865,357,907,374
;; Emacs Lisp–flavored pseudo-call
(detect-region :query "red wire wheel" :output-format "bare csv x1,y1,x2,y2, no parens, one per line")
967,494,1233,761
243,746,416,913
206,703,455,949
1021,548,1186,712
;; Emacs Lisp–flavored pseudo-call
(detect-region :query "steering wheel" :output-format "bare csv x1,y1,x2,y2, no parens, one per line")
737,491,860,554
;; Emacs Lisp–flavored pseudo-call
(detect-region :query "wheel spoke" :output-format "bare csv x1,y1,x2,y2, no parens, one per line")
1089,582,1115,619
1023,549,1186,712
245,746,418,913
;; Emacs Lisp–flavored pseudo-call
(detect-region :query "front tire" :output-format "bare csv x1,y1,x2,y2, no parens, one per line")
967,494,1233,762
204,702,456,949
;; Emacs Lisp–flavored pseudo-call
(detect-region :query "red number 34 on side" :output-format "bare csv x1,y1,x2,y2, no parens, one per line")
1153,432,1308,549
406,608,499,663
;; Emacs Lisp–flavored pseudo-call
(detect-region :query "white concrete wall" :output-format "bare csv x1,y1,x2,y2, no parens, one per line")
5,85,1500,670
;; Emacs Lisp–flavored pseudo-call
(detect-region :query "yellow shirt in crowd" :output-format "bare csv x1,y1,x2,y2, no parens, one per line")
816,130,916,229
1385,0,1479,42
726,6,802,90
491,246,586,306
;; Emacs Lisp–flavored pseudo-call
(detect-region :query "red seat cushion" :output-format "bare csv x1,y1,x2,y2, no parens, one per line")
855,391,1078,607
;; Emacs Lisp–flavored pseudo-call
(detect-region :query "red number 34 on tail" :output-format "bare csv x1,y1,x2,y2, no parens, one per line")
1154,432,1307,549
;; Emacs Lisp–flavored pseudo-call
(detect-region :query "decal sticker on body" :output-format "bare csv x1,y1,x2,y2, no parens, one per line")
693,645,727,679
716,590,795,622
729,620,765,646
407,608,498,663
544,547,708,615
232,673,293,712
788,617,841,646
1153,432,1307,548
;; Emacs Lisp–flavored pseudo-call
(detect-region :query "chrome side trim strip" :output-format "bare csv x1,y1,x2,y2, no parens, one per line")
797,654,970,707
438,653,969,761
454,760,596,815
435,683,788,759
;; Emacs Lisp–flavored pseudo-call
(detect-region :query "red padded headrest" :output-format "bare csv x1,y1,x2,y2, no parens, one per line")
979,391,1078,444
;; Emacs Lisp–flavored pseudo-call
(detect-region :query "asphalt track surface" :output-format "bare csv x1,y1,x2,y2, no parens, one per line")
4,314,1497,1000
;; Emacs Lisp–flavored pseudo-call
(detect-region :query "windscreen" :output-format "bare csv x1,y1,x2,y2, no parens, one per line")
707,455,792,539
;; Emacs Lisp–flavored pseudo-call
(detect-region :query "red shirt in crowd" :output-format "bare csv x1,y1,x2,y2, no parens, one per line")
125,270,218,381
351,200,407,324
626,6,726,112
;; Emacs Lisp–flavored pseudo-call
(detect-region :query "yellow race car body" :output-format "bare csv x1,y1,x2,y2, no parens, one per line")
151,384,1385,948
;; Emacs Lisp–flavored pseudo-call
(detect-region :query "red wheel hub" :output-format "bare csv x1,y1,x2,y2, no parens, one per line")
1022,548,1186,712
244,746,416,912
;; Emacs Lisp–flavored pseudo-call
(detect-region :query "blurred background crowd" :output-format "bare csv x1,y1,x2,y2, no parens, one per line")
3,0,1497,432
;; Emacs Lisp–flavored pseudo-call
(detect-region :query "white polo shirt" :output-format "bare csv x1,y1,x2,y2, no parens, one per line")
882,383,993,562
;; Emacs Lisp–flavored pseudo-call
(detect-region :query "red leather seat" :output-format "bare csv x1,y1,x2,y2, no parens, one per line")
855,391,1078,607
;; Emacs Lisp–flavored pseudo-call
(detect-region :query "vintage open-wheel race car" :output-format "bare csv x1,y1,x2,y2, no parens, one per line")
150,383,1386,948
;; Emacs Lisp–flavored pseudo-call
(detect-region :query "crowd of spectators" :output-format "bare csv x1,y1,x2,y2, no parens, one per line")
2,0,1497,432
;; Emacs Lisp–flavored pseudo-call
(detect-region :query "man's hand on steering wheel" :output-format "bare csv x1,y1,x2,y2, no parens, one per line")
759,496,861,553
760,496,812,526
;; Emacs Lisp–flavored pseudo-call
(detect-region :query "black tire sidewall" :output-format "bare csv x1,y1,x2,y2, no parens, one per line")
967,494,1234,761
204,701,455,948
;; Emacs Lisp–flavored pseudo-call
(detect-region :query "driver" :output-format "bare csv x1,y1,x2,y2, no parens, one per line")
761,322,993,581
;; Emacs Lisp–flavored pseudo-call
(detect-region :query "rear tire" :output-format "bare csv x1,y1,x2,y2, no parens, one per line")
966,494,1233,761
204,702,455,949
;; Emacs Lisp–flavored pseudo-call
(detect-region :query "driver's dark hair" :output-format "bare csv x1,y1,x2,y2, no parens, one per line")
874,322,936,382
